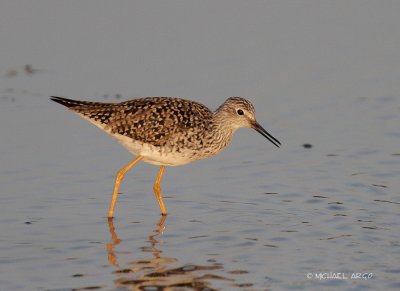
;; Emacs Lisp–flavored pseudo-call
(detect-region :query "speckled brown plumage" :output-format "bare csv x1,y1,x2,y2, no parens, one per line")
50,96,280,166
50,95,280,217
51,96,211,147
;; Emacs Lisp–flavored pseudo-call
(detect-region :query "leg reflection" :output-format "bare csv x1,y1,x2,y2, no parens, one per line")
107,218,121,267
106,216,169,268
106,217,233,289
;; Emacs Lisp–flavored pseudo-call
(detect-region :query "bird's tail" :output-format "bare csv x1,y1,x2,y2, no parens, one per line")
50,96,119,129
50,96,105,108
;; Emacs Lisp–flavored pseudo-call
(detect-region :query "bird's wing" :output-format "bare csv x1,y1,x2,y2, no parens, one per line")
104,97,213,147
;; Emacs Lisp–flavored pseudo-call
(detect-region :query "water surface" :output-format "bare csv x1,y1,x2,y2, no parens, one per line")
1,1,400,290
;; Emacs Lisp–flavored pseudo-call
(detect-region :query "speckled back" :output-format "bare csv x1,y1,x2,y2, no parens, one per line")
51,96,213,147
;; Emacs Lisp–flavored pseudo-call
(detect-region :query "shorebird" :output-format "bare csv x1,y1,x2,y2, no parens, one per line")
50,96,280,218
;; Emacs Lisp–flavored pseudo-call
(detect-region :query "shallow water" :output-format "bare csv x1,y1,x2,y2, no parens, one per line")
1,87,399,291
1,1,400,290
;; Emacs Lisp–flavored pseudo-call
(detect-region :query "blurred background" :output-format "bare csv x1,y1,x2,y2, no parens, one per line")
1,1,399,290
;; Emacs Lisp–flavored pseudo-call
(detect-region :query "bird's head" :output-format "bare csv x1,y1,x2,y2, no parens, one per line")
215,97,281,148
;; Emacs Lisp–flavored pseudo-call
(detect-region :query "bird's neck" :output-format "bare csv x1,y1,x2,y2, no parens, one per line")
205,111,236,151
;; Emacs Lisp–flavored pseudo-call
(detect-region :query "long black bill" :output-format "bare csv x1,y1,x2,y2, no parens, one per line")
253,122,281,148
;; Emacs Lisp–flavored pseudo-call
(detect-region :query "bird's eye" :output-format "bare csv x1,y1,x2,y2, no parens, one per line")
237,109,244,115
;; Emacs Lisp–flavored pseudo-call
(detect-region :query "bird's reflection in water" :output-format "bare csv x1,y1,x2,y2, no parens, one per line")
107,217,233,290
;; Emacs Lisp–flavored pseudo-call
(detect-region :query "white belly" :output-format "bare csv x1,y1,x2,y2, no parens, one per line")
113,133,196,166
80,114,197,166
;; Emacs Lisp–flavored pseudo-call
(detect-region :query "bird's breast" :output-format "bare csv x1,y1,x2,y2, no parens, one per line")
111,129,233,166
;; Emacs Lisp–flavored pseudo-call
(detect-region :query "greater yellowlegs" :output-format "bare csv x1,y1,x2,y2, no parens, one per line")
50,96,280,218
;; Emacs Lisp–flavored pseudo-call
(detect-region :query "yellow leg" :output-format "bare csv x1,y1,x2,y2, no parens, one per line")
153,166,167,216
108,156,143,218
